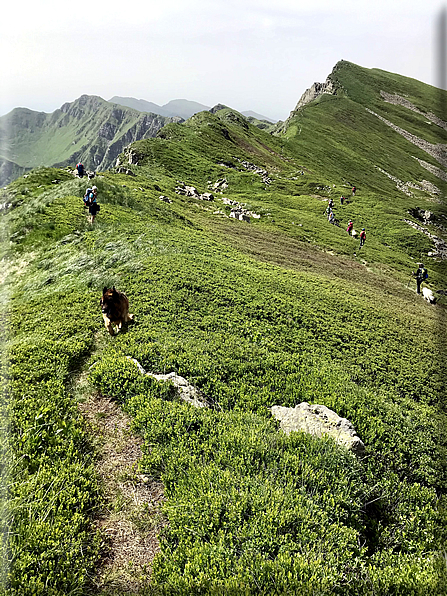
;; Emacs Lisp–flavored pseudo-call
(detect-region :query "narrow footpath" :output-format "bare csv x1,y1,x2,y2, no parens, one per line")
75,367,164,594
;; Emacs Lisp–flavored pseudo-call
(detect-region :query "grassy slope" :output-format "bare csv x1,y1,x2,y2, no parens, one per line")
1,64,447,595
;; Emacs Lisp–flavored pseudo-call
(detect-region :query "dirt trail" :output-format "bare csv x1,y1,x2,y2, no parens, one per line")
76,370,164,594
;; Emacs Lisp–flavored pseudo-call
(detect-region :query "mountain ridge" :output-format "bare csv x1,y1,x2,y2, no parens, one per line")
1,58,447,594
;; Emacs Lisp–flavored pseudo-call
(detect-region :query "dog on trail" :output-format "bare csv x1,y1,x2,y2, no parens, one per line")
100,287,134,335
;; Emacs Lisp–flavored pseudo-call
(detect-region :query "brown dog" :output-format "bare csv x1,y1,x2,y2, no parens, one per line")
100,287,134,335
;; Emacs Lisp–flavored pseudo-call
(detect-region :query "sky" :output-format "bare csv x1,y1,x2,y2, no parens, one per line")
1,0,446,121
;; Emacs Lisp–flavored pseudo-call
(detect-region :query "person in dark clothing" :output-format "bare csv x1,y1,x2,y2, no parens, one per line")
85,186,100,224
76,162,85,178
352,186,356,195
413,263,428,294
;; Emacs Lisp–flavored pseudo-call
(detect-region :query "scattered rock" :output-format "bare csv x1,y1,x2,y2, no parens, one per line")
271,402,365,456
116,167,135,176
236,159,272,185
175,184,214,201
159,195,172,203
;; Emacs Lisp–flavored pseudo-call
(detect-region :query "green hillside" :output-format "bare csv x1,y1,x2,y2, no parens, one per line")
1,62,447,595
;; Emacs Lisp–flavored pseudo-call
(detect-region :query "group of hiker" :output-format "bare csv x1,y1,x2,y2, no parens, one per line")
76,166,432,298
325,185,366,249
346,220,366,247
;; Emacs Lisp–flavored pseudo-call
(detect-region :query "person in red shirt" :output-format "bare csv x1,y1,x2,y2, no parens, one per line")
359,228,366,247
347,221,353,235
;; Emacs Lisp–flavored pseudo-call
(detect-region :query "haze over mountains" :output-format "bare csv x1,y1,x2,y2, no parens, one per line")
108,96,277,123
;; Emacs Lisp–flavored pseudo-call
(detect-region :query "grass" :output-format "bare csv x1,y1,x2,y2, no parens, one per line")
1,60,447,595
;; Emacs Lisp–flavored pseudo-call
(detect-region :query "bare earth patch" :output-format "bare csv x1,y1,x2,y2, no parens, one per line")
78,379,164,594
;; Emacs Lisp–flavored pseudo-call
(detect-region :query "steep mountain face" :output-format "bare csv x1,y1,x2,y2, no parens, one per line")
0,95,181,185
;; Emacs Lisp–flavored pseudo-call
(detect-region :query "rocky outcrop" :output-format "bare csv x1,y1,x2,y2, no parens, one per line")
222,197,261,222
236,159,272,185
271,402,365,456
276,68,340,134
294,78,337,112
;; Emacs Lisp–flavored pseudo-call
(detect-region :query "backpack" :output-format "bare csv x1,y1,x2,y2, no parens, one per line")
423,269,428,280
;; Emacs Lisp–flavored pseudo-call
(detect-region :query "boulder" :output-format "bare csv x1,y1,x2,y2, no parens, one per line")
147,372,208,408
126,357,208,408
271,402,365,456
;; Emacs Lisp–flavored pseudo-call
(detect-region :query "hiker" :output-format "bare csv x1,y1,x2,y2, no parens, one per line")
352,186,356,195
76,162,84,178
413,263,428,294
328,211,336,224
359,228,366,248
84,186,100,224
328,198,334,209
347,221,353,235
340,195,345,205
88,194,100,224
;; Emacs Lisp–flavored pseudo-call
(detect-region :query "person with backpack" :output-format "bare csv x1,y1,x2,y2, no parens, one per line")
347,221,353,235
84,186,100,224
352,186,356,195
359,228,366,248
413,263,428,294
340,195,345,205
76,162,85,178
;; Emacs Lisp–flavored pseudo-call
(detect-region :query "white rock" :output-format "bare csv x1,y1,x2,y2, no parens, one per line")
271,402,365,456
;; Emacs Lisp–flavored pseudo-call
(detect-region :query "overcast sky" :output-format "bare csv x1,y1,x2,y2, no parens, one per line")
1,0,445,121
